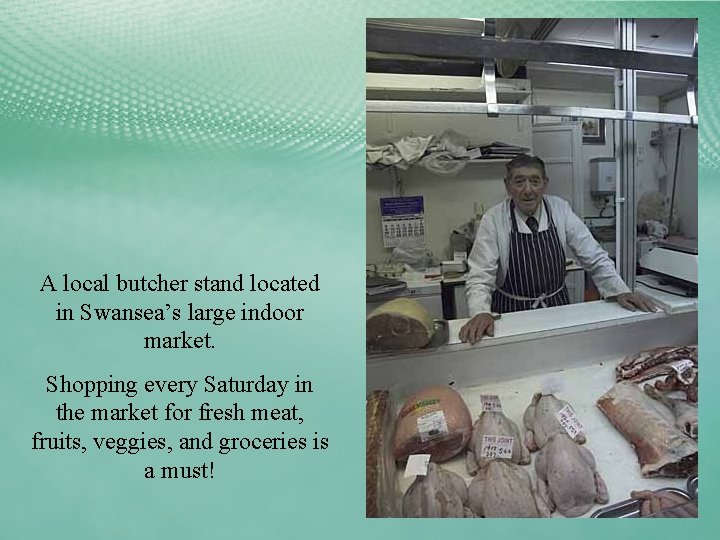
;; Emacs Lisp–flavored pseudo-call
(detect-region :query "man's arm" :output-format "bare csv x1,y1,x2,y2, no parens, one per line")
461,214,500,343
563,203,656,312
564,206,629,296
465,214,500,316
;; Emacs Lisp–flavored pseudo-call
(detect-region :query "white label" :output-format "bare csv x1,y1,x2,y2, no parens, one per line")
479,435,514,459
540,376,564,396
467,147,483,159
453,251,468,263
556,404,585,439
404,454,431,477
670,359,695,384
480,395,503,412
417,411,448,442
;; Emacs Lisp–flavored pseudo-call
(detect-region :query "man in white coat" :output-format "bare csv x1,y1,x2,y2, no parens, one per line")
460,154,655,344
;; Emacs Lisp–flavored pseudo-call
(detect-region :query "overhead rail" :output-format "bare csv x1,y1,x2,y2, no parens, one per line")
366,19,698,126
366,101,696,126
367,21,697,77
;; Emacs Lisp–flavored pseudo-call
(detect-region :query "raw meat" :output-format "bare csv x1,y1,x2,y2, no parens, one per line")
523,392,586,451
467,460,550,518
366,390,396,517
366,298,434,351
393,385,472,463
655,370,698,403
402,462,472,518
466,411,530,475
643,384,698,439
616,345,697,383
534,433,608,517
597,382,697,477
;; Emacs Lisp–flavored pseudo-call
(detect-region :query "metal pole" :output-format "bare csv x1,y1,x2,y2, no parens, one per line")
483,19,498,117
366,23,697,76
366,101,695,125
668,128,684,234
686,19,698,119
615,19,637,290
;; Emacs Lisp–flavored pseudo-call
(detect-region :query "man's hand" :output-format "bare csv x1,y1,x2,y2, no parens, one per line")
459,313,495,344
631,490,697,518
612,292,658,313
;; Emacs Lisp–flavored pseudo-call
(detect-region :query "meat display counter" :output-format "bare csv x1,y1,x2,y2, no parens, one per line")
366,298,698,518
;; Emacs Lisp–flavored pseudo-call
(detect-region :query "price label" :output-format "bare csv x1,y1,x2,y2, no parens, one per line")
556,404,585,439
404,454,431,477
479,435,514,459
480,395,503,412
540,376,564,396
417,411,448,442
670,359,696,384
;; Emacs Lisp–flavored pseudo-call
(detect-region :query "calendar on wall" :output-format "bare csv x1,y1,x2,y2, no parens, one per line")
380,196,426,248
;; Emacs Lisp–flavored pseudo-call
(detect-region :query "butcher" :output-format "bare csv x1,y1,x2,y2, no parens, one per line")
460,154,655,344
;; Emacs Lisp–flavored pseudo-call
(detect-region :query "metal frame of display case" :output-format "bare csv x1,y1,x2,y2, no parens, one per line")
616,19,638,288
366,17,698,287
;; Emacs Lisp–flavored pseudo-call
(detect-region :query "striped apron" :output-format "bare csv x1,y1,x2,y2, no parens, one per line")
491,198,570,313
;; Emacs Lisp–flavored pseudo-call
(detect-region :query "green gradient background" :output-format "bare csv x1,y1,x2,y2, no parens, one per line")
0,1,713,539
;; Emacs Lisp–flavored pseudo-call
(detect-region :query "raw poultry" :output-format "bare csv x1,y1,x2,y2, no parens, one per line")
523,393,607,517
468,460,550,518
465,410,530,475
523,392,586,450
402,462,474,517
534,433,609,517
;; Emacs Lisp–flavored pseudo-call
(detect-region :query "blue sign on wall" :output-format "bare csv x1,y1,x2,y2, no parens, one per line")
380,196,424,217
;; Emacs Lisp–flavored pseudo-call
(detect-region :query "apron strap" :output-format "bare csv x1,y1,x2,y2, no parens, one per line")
542,197,555,227
510,196,552,232
509,199,519,232
495,282,566,309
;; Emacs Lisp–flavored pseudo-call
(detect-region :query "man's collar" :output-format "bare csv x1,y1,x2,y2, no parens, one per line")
512,198,544,221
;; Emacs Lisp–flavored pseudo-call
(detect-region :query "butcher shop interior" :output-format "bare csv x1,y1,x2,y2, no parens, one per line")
365,18,698,518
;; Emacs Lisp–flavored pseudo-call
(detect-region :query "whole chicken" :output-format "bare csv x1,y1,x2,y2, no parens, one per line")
466,411,530,475
402,462,474,518
534,433,608,517
467,460,550,518
523,392,586,451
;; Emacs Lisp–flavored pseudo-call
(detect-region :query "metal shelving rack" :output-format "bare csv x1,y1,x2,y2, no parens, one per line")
366,17,699,289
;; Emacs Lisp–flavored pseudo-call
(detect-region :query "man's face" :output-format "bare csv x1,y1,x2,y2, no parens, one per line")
505,165,548,215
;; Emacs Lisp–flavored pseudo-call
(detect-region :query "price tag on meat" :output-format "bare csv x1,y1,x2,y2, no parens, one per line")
540,376,564,396
479,435,514,459
556,404,584,438
670,359,696,383
404,454,431,477
417,411,448,442
480,395,503,412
